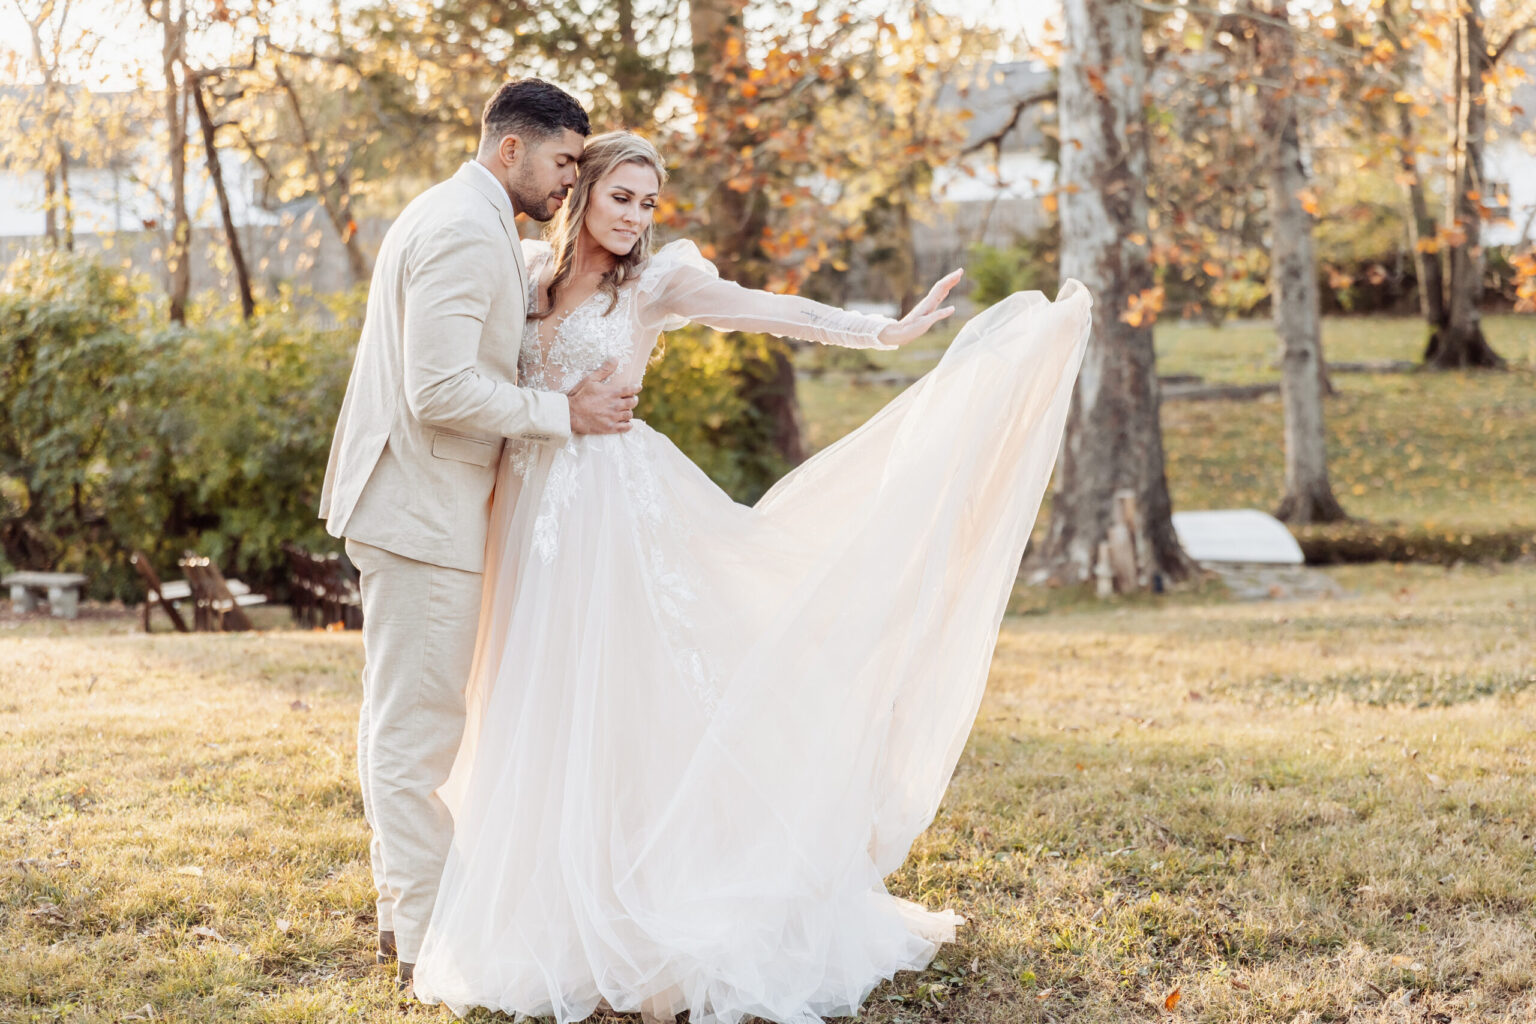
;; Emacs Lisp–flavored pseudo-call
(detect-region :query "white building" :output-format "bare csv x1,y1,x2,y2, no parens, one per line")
1484,49,1536,248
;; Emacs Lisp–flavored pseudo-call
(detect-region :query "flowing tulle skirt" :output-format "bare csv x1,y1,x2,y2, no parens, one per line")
412,282,1093,1023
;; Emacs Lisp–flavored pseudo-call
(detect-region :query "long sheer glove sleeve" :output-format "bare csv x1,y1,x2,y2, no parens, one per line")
636,240,899,349
403,218,572,441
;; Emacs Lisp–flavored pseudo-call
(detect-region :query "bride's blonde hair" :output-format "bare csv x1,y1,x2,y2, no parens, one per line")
531,130,667,319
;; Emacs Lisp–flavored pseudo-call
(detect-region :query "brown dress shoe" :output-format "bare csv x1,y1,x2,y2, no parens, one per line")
377,929,397,964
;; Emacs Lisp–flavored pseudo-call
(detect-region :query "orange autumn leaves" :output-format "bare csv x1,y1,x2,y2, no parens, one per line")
1121,286,1166,328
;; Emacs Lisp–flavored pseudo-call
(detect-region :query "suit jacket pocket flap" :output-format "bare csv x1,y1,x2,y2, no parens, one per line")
430,431,499,467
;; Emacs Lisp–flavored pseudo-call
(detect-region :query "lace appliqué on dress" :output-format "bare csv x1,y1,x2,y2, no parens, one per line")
519,288,637,394
612,431,722,714
513,269,722,713
516,284,638,564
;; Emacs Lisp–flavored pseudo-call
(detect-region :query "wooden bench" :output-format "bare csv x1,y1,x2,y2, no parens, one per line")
3,571,89,619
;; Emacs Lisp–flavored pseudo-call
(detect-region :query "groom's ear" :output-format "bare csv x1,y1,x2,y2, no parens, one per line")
496,133,522,167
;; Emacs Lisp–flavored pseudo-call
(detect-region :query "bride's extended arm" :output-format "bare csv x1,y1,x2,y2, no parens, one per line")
643,245,961,349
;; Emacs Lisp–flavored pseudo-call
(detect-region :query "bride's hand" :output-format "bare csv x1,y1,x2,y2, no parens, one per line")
877,269,963,348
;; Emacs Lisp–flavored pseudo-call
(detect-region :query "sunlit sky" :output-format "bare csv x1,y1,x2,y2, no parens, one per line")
1,0,1057,91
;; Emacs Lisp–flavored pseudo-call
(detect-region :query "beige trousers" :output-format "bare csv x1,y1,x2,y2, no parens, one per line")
346,538,483,964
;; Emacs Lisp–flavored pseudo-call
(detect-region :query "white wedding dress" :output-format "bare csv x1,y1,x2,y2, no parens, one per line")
412,239,1092,1023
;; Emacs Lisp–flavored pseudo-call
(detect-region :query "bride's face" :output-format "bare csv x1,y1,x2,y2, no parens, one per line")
583,162,661,258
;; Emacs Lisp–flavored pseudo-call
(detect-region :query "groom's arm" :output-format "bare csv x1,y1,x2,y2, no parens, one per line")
402,218,572,442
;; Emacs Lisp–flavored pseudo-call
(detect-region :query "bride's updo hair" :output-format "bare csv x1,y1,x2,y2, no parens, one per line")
533,130,667,319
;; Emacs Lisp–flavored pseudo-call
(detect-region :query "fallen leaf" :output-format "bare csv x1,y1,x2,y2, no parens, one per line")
122,1005,157,1021
1231,979,1249,991
27,902,66,924
175,865,204,877
1164,986,1183,1012
289,699,310,712
190,926,226,942
274,918,292,934
1224,834,1254,845
1390,954,1426,971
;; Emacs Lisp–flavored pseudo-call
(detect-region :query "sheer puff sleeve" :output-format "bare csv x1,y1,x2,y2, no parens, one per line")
635,239,899,350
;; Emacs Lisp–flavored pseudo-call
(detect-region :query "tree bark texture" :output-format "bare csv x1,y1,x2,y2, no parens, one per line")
688,0,807,467
1256,0,1345,525
190,73,256,320
149,0,191,324
1426,0,1505,369
1395,101,1446,327
1040,0,1195,586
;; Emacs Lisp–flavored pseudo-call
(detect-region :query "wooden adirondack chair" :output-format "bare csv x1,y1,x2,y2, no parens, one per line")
130,550,190,633
179,553,268,632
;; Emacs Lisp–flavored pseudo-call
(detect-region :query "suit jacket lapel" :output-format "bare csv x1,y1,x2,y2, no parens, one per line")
502,208,529,307
453,163,528,302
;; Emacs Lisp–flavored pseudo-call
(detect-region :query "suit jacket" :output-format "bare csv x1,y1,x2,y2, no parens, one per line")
319,162,571,572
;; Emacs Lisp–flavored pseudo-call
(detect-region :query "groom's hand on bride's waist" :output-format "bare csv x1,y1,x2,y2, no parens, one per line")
569,359,640,435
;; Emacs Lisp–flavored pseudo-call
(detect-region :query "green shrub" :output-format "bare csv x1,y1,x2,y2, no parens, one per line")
2,250,791,600
637,325,790,504
0,250,353,601
968,227,1060,309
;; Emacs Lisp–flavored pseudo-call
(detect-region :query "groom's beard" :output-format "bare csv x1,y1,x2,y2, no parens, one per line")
512,180,567,223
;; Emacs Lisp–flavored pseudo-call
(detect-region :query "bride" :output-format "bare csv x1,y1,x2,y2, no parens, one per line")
411,131,1092,1023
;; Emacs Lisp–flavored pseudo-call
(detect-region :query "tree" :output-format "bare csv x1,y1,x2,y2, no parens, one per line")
1040,0,1196,587
9,0,84,251
684,0,805,464
142,0,192,324
1253,0,1346,524
1423,0,1505,368
189,69,255,319
1362,0,1531,368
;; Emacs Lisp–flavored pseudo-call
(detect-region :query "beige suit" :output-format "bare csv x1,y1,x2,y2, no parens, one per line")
319,162,568,963
320,161,569,570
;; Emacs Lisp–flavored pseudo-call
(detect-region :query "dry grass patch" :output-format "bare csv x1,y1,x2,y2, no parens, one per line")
2,562,1534,1022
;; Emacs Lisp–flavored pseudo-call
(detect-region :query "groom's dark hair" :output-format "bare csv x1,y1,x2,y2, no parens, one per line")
480,79,590,152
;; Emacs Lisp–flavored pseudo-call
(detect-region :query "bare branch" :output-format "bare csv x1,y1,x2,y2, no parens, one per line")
962,87,1057,155
1490,21,1536,65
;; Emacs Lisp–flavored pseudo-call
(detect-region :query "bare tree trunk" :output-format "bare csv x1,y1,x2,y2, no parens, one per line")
1257,0,1346,524
1395,102,1446,326
689,0,807,469
1040,0,1195,587
147,0,191,324
1426,0,1505,369
55,143,73,251
615,0,647,128
190,72,255,320
42,166,59,247
19,0,74,250
273,62,373,285
1378,0,1445,330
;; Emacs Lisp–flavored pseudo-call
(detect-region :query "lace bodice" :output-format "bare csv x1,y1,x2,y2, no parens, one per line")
518,282,639,394
516,239,898,396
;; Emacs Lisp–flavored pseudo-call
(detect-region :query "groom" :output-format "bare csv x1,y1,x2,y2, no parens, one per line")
318,79,639,990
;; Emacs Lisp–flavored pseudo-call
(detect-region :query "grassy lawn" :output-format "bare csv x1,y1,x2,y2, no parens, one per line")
3,561,1533,1022
3,311,1532,1023
799,314,1536,539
